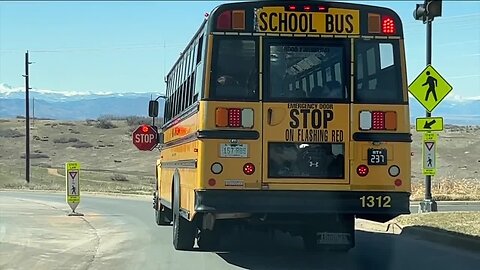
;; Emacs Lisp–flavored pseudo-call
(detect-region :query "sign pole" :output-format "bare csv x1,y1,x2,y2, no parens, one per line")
420,19,437,213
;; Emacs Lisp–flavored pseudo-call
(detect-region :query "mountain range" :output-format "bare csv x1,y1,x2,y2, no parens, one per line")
1,83,479,124
0,84,163,120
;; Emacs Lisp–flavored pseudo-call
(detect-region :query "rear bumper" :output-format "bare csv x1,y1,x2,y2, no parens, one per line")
195,190,410,216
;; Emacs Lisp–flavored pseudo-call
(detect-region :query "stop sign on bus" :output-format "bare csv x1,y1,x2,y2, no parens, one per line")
132,125,158,151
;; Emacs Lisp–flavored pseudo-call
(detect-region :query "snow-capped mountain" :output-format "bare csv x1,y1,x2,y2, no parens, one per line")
0,83,164,120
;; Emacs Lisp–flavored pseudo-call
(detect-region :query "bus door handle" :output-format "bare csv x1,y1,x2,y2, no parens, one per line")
267,108,273,125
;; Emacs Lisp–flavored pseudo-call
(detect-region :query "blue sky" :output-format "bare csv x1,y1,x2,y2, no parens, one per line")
0,1,479,98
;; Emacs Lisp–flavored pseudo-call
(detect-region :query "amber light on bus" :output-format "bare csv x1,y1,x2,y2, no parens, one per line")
215,108,254,128
359,111,397,131
216,10,245,30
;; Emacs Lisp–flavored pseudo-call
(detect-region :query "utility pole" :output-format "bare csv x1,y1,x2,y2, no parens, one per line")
414,0,443,212
23,51,32,184
32,97,35,127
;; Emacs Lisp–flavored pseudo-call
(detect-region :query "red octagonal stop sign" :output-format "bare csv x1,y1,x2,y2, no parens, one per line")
132,125,158,151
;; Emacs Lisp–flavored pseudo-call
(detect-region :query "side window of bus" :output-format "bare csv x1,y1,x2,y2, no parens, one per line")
355,40,402,103
210,38,258,100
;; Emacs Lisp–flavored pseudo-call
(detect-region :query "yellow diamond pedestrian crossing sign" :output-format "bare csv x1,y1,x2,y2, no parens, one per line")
408,65,453,112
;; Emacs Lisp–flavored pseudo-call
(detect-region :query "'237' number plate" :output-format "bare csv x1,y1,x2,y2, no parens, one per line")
368,148,387,165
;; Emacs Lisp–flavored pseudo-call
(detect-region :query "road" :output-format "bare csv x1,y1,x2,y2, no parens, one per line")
1,191,479,270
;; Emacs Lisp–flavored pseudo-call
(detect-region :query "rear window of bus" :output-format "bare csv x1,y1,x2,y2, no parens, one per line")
355,40,403,104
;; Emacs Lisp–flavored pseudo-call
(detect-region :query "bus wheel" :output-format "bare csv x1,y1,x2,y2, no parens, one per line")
197,229,220,251
172,177,195,250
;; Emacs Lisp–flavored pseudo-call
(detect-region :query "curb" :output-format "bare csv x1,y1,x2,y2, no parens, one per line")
357,219,480,253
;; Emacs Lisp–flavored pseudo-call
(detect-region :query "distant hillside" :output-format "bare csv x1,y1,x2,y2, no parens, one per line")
0,96,165,120
0,84,164,120
1,83,479,123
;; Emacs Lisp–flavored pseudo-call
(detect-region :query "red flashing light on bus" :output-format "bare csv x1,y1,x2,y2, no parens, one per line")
216,10,232,30
382,16,396,34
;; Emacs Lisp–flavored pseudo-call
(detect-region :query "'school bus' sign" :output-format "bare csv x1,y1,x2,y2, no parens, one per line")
255,7,360,34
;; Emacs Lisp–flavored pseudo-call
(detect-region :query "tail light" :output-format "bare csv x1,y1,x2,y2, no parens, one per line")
359,111,397,131
243,163,255,175
357,165,369,177
372,111,385,130
216,108,254,128
216,10,245,31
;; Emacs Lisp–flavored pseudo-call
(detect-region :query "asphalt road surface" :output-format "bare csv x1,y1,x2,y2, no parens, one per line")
1,191,479,270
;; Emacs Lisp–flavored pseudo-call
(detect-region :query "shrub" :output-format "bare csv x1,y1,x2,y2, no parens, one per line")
72,141,93,148
0,129,25,138
111,173,128,182
126,116,152,127
53,137,79,144
95,119,117,129
59,122,76,126
20,153,49,159
98,115,127,121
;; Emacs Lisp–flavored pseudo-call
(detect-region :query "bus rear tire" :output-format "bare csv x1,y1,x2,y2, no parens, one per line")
172,174,195,250
172,207,195,250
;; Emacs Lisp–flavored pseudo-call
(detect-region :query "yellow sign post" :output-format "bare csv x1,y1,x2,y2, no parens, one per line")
416,117,444,132
66,162,83,216
408,65,453,112
422,133,437,176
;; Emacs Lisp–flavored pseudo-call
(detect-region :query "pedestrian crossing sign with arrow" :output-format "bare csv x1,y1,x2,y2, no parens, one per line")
66,162,81,212
422,133,437,176
416,117,444,132
408,65,453,112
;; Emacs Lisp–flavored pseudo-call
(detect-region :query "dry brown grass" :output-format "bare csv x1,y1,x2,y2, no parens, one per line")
411,178,480,201
394,212,480,237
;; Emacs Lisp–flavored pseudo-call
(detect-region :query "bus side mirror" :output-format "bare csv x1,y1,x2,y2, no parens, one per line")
149,100,159,117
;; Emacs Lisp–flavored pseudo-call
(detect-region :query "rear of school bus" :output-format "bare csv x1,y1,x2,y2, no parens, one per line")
185,0,410,251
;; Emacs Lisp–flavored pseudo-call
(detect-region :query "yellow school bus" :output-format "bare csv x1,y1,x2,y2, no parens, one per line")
150,0,411,251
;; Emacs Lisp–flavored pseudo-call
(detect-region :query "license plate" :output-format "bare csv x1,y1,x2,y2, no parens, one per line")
368,148,387,165
220,144,248,158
